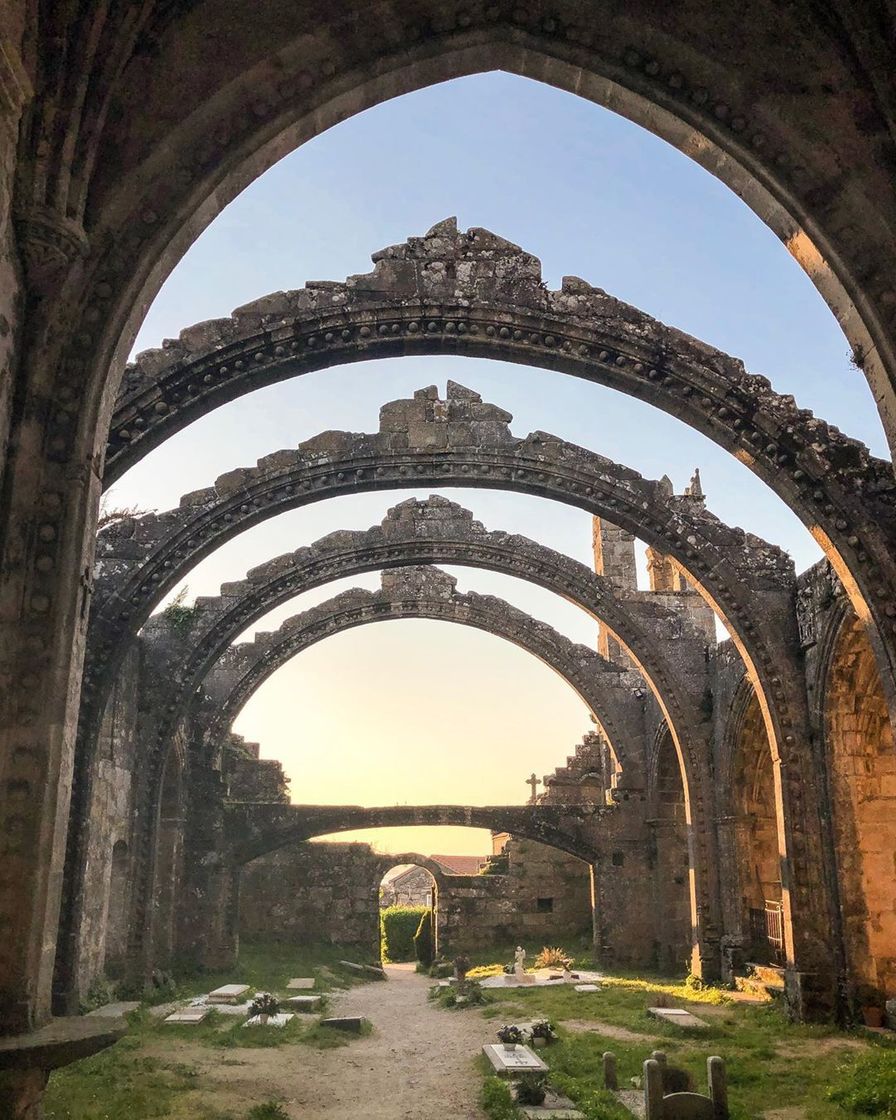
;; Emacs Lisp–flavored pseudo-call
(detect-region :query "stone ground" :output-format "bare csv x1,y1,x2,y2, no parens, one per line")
144,963,486,1118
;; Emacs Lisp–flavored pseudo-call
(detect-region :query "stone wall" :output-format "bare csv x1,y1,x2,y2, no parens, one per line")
75,646,143,995
0,21,27,483
239,842,383,959
238,837,593,960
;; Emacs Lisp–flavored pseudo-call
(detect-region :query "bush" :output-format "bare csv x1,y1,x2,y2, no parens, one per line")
516,1073,548,1105
828,1050,896,1115
248,991,280,1018
246,1104,290,1120
533,947,573,970
413,909,434,968
481,1077,517,1120
380,905,427,962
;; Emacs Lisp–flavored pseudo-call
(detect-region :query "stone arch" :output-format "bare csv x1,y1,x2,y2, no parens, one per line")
226,802,606,867
647,724,691,974
136,495,709,809
822,613,896,1005
379,853,449,896
102,220,896,714
70,386,838,1004
378,856,441,961
200,567,645,778
88,385,800,778
32,14,896,459
723,682,783,967
9,7,896,1034
103,840,130,978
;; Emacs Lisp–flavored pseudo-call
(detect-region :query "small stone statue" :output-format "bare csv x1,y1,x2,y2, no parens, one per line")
514,946,526,976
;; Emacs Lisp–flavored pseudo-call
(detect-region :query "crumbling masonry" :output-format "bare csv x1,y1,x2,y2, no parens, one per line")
3,57,896,1106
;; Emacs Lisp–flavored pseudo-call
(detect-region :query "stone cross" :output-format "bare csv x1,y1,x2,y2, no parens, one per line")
526,773,541,803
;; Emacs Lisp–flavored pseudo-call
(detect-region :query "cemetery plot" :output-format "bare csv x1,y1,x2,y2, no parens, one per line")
483,1043,549,1077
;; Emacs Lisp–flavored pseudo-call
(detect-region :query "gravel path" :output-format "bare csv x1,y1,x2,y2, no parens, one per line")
157,963,488,1119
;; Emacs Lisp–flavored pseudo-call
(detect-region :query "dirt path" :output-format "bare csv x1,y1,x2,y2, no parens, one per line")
161,964,488,1119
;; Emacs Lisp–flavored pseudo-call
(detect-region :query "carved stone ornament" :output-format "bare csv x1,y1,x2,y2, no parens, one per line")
14,203,89,295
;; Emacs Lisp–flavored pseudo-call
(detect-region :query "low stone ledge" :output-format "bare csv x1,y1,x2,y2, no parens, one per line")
0,1016,126,1071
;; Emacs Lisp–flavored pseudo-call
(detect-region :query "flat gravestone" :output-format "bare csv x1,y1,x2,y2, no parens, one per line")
86,1001,140,1018
575,984,601,992
286,978,315,990
244,1012,294,1028
320,1016,368,1034
164,1006,211,1025
616,1089,647,1118
208,984,250,1003
147,1002,180,1020
647,1007,709,1029
519,1089,584,1119
482,1044,549,1077
285,995,322,1013
521,1111,584,1119
211,1001,252,1017
339,961,387,980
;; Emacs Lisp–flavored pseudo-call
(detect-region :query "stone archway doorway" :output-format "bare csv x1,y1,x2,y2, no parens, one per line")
379,862,439,966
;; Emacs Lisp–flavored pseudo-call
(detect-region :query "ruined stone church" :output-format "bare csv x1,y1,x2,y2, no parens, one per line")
1,3,896,1114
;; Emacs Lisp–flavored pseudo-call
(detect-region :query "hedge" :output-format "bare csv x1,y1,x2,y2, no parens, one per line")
413,909,434,968
380,905,428,962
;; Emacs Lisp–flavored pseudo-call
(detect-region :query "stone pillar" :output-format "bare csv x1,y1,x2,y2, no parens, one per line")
178,759,240,971
589,859,606,964
0,1071,48,1120
713,815,747,983
592,518,637,665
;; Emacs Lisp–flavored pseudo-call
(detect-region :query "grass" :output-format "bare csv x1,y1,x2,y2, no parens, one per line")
466,954,896,1120
43,940,896,1120
43,940,376,1119
245,1104,290,1120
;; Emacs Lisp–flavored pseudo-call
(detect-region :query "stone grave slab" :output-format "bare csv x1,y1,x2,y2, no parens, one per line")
615,1089,647,1118
482,1043,549,1077
520,1110,584,1119
285,995,322,1013
320,1016,368,1033
86,1001,140,1018
164,1006,212,1025
518,1088,584,1118
647,1007,709,1029
211,1002,252,1017
575,984,600,993
208,984,250,1004
286,977,315,990
245,1012,294,1028
147,1001,180,1020
339,960,386,980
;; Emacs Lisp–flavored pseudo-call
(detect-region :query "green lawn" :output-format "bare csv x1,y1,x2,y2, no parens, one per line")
43,941,375,1120
468,956,896,1120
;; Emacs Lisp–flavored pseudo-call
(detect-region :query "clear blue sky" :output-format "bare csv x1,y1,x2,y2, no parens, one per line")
113,74,885,855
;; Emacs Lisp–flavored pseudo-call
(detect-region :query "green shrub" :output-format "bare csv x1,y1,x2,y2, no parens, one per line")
481,1076,518,1119
828,1050,896,1115
246,1104,290,1120
380,905,427,962
533,947,573,970
413,909,434,968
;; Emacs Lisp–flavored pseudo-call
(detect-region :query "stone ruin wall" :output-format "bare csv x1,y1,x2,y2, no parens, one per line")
0,20,26,483
238,842,383,959
800,561,896,1003
75,645,144,996
68,537,896,1009
237,837,594,961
